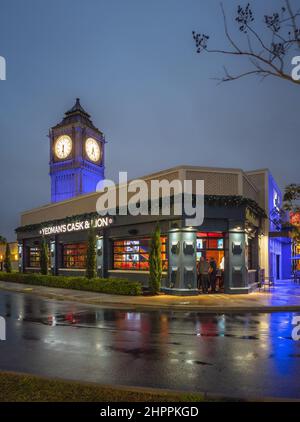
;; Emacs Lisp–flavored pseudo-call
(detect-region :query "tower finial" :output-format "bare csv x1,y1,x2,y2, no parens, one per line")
64,98,91,118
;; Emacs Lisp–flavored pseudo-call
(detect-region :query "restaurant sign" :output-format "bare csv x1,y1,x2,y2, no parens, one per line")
39,216,113,236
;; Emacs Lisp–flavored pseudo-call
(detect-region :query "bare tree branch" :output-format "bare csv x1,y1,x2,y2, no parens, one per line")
193,1,300,85
220,2,241,53
285,0,300,48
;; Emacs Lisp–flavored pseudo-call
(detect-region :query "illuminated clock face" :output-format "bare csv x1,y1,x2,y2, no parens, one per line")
54,135,72,159
85,138,101,162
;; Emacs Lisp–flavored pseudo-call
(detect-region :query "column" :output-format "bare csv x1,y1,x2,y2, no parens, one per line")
96,236,104,277
17,241,24,273
225,221,248,294
164,227,198,295
50,238,56,275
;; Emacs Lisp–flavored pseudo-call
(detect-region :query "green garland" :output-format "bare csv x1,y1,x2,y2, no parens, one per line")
204,195,266,218
15,195,266,234
15,211,99,234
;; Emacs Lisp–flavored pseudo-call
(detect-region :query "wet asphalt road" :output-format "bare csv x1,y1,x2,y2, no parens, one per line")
0,291,300,399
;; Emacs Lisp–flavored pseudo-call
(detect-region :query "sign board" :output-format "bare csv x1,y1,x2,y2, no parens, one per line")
39,216,113,236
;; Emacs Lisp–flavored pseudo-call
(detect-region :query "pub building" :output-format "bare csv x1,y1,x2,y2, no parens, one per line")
16,99,291,295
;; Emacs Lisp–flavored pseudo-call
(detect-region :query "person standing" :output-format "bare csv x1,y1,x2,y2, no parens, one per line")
219,255,225,290
199,257,209,294
197,257,203,290
209,257,217,293
197,257,202,290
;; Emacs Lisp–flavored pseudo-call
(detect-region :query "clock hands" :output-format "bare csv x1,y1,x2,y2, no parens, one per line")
55,136,72,159
85,138,100,161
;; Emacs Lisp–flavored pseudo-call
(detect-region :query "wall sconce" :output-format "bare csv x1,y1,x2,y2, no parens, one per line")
232,241,243,255
171,242,180,255
183,241,195,255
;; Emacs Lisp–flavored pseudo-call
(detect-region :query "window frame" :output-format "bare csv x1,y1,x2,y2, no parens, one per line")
113,236,168,271
28,247,41,268
62,242,88,269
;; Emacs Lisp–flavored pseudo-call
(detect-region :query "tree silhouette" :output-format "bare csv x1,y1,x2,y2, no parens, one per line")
4,243,12,273
193,1,300,84
149,225,162,295
86,229,96,279
40,238,49,275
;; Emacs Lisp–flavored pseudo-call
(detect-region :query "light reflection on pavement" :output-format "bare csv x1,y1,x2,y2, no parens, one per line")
0,291,300,399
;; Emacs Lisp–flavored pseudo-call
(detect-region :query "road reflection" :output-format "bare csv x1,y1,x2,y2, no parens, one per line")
0,291,300,398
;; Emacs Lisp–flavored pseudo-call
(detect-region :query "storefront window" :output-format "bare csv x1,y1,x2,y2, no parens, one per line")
27,245,51,268
28,247,40,268
293,243,300,271
196,232,225,270
63,243,87,269
113,237,167,271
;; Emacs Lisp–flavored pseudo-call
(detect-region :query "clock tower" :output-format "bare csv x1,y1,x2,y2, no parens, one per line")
49,98,105,203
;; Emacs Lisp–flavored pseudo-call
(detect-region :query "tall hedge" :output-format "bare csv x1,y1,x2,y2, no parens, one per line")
4,243,12,273
86,229,96,279
149,225,162,295
0,273,142,296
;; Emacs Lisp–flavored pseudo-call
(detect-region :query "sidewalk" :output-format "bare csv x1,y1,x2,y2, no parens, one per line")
0,280,300,312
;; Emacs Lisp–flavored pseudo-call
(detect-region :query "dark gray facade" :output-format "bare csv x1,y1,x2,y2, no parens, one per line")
16,199,262,295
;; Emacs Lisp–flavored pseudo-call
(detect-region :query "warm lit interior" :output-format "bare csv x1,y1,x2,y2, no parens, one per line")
196,232,225,269
113,237,167,271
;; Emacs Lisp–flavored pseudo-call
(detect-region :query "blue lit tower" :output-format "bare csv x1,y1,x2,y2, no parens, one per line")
49,98,105,202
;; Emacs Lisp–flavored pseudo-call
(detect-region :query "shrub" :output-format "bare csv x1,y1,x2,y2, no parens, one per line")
149,225,162,294
86,229,96,279
0,272,142,296
40,238,49,275
4,243,12,273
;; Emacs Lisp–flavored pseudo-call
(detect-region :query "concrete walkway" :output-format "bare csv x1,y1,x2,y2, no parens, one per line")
0,280,299,312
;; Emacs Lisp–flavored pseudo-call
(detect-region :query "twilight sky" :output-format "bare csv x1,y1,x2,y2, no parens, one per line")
0,0,299,241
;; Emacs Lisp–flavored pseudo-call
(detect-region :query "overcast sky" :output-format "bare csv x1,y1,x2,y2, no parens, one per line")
0,0,299,241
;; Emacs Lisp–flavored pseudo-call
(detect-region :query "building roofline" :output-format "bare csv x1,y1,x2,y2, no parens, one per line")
21,164,262,216
246,168,270,175
141,164,245,179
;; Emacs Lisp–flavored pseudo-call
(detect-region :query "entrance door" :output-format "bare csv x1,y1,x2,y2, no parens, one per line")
276,254,280,280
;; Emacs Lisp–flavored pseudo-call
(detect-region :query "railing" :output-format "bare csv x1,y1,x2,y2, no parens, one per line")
258,268,275,291
247,269,257,286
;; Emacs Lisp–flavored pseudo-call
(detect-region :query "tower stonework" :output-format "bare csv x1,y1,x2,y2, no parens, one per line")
49,98,105,203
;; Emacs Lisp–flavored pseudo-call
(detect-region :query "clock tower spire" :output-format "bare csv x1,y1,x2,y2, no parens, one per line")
49,98,105,203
